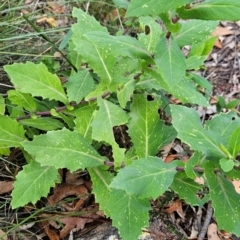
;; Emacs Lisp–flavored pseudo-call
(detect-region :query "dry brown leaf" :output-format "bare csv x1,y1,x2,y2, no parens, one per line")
214,39,223,49
47,1,65,14
164,154,177,163
212,26,234,37
212,26,234,49
0,181,13,194
47,184,89,211
232,180,240,194
161,142,174,161
165,200,185,219
207,223,221,240
42,220,60,240
59,213,100,239
37,17,57,27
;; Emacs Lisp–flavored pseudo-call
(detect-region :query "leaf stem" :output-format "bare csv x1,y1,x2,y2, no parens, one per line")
16,92,111,120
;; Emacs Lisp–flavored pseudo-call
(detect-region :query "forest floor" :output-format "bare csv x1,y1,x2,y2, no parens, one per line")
0,1,240,240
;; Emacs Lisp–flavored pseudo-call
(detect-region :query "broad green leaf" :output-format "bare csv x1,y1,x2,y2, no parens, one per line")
186,55,206,70
154,72,209,106
110,157,178,199
84,31,152,59
159,12,181,33
117,79,136,108
11,161,60,209
0,115,25,147
170,78,209,106
138,16,162,52
19,117,64,131
228,127,240,158
126,0,194,17
75,40,116,86
219,158,234,172
205,162,240,236
128,94,173,158
71,8,107,39
74,103,97,143
4,62,68,104
189,73,212,92
108,189,151,240
173,20,218,47
170,105,225,158
155,36,187,87
88,168,113,217
189,36,217,57
71,9,114,86
89,168,151,240
91,98,129,166
8,90,37,112
21,128,104,171
0,95,5,115
171,172,207,206
112,0,129,8
177,0,240,21
226,99,239,109
205,112,240,146
65,70,95,103
68,40,82,70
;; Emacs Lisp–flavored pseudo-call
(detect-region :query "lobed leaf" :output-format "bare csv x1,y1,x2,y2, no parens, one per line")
89,168,151,240
0,115,26,147
110,157,178,199
4,62,68,104
108,189,151,240
65,70,95,103
88,168,113,217
21,128,104,171
128,94,175,158
205,112,240,146
84,31,152,59
74,103,97,143
171,105,227,158
11,161,60,209
8,90,37,112
173,20,218,47
138,16,162,52
91,97,129,166
205,162,240,236
171,172,207,206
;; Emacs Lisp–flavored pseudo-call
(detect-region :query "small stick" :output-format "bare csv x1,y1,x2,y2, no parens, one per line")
198,201,213,240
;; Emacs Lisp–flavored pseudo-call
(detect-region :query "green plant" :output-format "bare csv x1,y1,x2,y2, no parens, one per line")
1,0,240,239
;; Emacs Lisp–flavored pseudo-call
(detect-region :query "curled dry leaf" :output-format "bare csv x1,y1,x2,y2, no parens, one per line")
42,220,60,240
47,184,89,211
0,181,13,194
165,200,185,219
